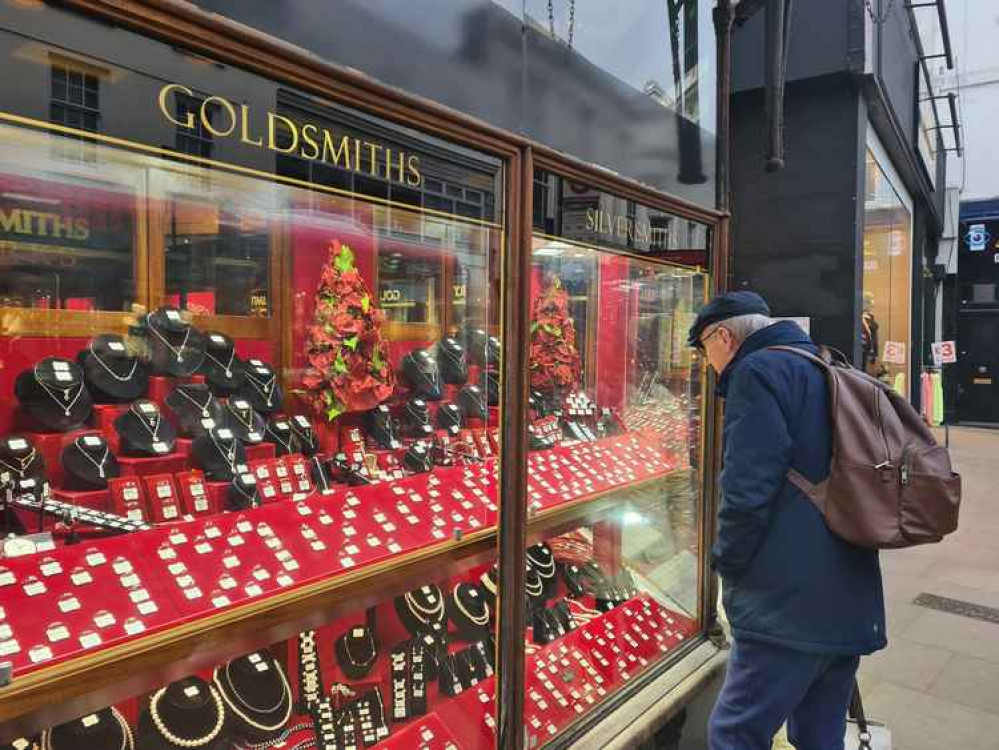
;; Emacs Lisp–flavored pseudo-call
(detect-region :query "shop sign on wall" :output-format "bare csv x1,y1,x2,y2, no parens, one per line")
931,341,957,366
882,341,906,365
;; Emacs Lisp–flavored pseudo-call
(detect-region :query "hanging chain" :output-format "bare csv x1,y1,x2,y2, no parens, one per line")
546,0,575,50
863,0,898,26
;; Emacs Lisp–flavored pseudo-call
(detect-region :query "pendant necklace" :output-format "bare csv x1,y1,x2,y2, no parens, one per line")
32,365,83,417
88,342,138,382
227,404,256,432
149,684,225,748
267,423,295,454
0,448,38,477
129,405,162,442
210,431,237,469
173,387,213,418
148,318,192,364
204,347,236,379
74,438,110,479
245,370,276,406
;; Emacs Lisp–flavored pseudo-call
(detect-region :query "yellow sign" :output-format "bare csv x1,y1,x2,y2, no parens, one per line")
158,84,422,187
0,207,89,241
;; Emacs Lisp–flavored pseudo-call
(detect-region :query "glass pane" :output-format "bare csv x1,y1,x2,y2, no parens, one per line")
522,235,705,744
0,125,137,311
862,148,912,397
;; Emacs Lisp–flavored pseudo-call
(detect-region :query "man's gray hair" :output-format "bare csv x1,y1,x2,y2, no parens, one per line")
709,314,773,344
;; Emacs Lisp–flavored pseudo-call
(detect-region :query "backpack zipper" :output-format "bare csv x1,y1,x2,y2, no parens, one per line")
873,386,892,469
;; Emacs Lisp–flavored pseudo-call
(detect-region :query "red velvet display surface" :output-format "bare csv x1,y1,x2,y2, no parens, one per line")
90,404,127,440
108,476,147,523
372,712,463,750
0,431,683,682
175,471,214,517
244,441,276,464
141,475,182,525
117,453,186,480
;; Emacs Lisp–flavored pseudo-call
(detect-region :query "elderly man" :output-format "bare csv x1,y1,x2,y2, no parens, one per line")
690,291,885,750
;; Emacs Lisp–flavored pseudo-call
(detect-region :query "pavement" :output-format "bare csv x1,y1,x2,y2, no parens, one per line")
857,426,999,750
678,426,999,750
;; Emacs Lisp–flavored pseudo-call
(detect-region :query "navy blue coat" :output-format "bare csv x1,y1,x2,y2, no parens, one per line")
715,321,887,656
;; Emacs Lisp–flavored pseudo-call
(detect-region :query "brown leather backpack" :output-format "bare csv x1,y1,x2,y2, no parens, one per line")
770,345,961,549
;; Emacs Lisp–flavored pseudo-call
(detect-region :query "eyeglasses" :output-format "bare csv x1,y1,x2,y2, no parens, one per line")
695,326,723,352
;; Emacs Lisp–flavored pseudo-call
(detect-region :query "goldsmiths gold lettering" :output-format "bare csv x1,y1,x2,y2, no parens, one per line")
156,84,423,186
0,207,90,241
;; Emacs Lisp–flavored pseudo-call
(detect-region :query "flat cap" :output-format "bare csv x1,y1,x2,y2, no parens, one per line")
687,291,770,346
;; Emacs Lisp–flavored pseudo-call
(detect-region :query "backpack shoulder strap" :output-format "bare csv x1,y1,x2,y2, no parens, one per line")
765,344,832,369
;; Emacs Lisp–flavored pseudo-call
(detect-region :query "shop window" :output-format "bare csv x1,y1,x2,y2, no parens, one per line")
50,64,100,134
862,144,913,397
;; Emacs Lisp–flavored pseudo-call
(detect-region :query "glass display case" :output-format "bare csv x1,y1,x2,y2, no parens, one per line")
0,3,720,749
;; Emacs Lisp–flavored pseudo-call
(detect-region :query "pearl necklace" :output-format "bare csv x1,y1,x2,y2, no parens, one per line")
527,545,556,577
149,684,224,748
172,387,214,418
212,662,292,733
32,365,84,417
42,707,134,750
404,587,445,625
525,572,544,599
74,438,110,479
87,342,138,382
452,584,489,626
148,318,192,364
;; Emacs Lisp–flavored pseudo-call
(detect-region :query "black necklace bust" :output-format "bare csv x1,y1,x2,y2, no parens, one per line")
191,427,246,482
199,331,246,396
114,400,177,457
456,385,488,421
526,542,557,597
227,472,261,511
400,350,443,401
60,433,120,491
436,338,469,385
222,399,266,445
213,652,291,744
235,360,282,414
165,384,225,438
264,418,298,457
395,584,446,638
334,625,379,681
446,582,491,641
78,334,149,403
14,358,92,432
288,415,320,457
436,403,464,434
403,442,433,473
43,707,133,750
401,398,434,439
479,564,499,607
461,327,501,369
480,370,499,406
0,436,46,486
365,406,401,450
143,307,206,377
137,676,228,750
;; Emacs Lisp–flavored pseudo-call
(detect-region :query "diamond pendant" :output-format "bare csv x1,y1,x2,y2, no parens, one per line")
99,467,105,478
202,409,209,417
64,408,71,416
177,354,184,363
64,390,70,402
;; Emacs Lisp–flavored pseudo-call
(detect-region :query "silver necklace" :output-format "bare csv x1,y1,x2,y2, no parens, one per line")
87,342,138,382
129,406,161,442
204,348,236,379
32,365,83,417
148,318,192,363
267,423,294,454
245,370,276,406
342,628,377,668
0,448,37,476
74,438,110,479
227,404,256,432
210,431,237,468
173,387,213,418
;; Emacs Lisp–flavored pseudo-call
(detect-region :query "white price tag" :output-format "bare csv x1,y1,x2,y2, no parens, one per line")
129,588,150,603
124,619,146,635
195,542,213,554
201,418,216,430
58,595,80,613
8,439,28,450
79,632,102,649
29,645,53,663
94,612,115,628
139,402,157,414
54,371,73,383
46,625,69,643
0,640,19,656
157,485,173,499
245,584,263,597
83,435,102,447
137,600,158,616
40,561,62,577
212,595,232,608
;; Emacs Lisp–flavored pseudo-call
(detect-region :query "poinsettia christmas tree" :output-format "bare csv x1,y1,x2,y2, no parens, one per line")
302,240,395,421
529,275,581,393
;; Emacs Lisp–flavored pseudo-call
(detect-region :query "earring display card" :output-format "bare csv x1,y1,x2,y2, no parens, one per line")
107,477,147,523
175,471,213,516
141,474,181,524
